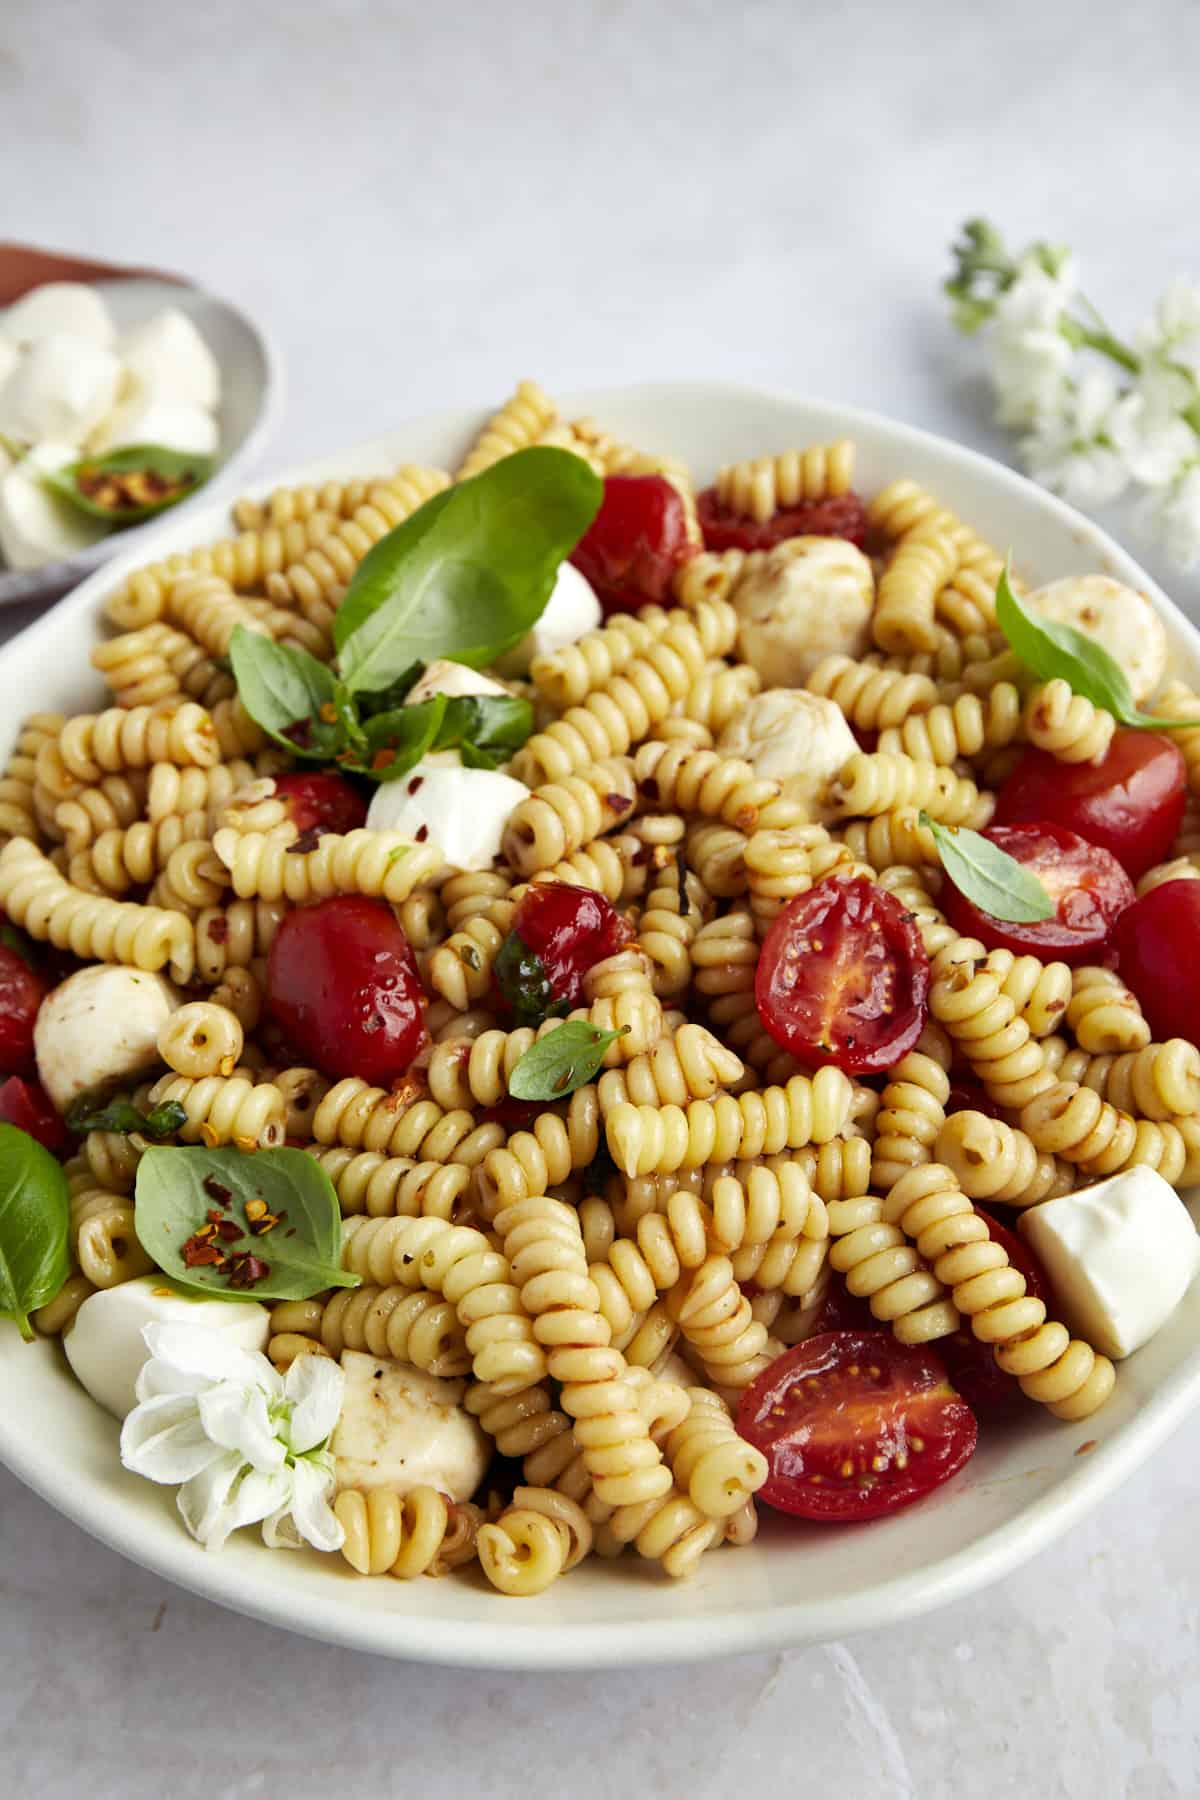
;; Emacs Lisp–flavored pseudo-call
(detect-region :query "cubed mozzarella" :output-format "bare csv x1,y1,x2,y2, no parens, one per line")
64,1277,270,1419
118,307,220,412
34,964,181,1113
1,282,116,350
0,441,110,570
1026,575,1168,705
403,658,511,707
495,561,602,676
366,762,527,872
331,1349,489,1501
1018,1167,1200,1359
0,333,122,447
718,687,859,822
734,537,875,687
90,393,218,456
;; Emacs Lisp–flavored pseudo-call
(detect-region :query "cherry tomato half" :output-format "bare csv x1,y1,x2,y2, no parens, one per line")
266,895,425,1085
569,475,694,615
755,876,929,1074
0,1076,71,1155
1114,879,1200,1045
942,822,1135,967
494,882,634,1024
936,1209,1052,1415
273,771,368,839
737,1330,978,1521
0,942,48,1077
995,730,1186,881
696,487,868,554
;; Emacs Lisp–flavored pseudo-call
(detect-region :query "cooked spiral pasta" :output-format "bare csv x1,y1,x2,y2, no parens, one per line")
713,439,855,522
595,1024,744,1108
826,1189,958,1344
871,527,960,655
157,1000,244,1078
869,1026,952,1191
211,825,443,905
232,472,379,531
67,1168,153,1290
636,860,710,996
501,759,637,874
335,1485,475,1579
313,1077,504,1166
605,1066,854,1176
317,1284,471,1377
929,955,1056,1112
664,1254,774,1389
985,949,1073,1039
581,947,664,1058
935,1110,1076,1208
53,773,150,853
103,513,344,630
477,1494,581,1595
634,739,803,838
1057,1039,1200,1121
531,603,689,708
455,378,558,480
193,898,286,981
805,653,938,731
1065,967,1151,1054
876,684,1025,764
475,1088,601,1217
0,837,194,981
66,814,208,896
147,1068,286,1149
836,809,937,873
41,701,219,793
1024,678,1117,764
0,713,65,842
665,1386,768,1519
827,751,990,827
309,1146,475,1223
1151,681,1200,792
678,660,762,733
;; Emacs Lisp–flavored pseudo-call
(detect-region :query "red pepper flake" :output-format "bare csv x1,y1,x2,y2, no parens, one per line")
203,1176,232,1205
371,748,397,771
319,702,338,724
183,1235,226,1268
225,1252,270,1290
215,1219,242,1242
205,916,230,945
407,775,424,795
606,792,632,814
415,824,429,842
637,777,659,801
286,826,323,855
282,717,314,749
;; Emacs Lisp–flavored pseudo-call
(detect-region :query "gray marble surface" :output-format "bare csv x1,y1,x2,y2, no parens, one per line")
2,2,1199,1793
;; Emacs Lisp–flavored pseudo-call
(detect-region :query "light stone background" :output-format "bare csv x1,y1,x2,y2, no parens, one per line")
2,3,1200,1794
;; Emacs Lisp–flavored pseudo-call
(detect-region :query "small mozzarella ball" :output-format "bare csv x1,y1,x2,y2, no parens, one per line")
404,658,511,707
719,687,858,822
0,442,110,570
331,1349,489,1502
367,762,527,872
494,561,602,676
64,1277,270,1419
1026,575,1167,704
90,394,218,456
118,307,220,412
734,537,874,687
1,282,116,350
0,333,122,447
0,336,18,391
34,964,182,1113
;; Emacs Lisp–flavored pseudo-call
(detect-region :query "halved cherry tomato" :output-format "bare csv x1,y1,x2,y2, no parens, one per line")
273,771,367,839
936,1209,1052,1415
942,823,1134,967
1113,879,1200,1045
696,487,868,554
0,1076,71,1154
0,942,48,1077
494,882,634,1024
736,1330,977,1520
755,877,929,1074
569,475,694,615
995,731,1186,881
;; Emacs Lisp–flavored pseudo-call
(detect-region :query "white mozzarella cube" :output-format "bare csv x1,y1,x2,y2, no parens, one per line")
118,307,220,412
1026,575,1168,705
366,762,527,872
719,687,859,823
1,282,116,350
1018,1167,1200,1359
734,536,874,687
34,964,181,1113
0,441,110,570
331,1349,489,1501
403,658,511,707
64,1277,270,1419
0,333,122,447
90,393,218,456
495,561,602,676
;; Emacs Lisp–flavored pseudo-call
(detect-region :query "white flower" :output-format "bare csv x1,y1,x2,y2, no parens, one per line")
1145,465,1200,568
1107,373,1198,488
1020,366,1130,510
986,259,1078,430
120,1323,345,1554
1137,278,1200,378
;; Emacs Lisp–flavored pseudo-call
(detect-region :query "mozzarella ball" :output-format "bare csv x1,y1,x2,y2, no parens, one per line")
331,1349,489,1502
0,441,110,570
0,337,18,391
0,334,122,447
118,307,220,412
733,537,875,687
719,687,858,822
495,561,602,676
366,762,527,872
90,394,218,457
1026,575,1167,704
403,658,511,707
1,282,116,350
65,1278,270,1419
34,965,181,1113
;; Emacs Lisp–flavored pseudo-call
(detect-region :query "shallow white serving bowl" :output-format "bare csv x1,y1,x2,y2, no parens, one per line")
0,276,280,609
2,381,1199,1669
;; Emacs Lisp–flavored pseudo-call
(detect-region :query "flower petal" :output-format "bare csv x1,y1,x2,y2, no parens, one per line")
283,1355,345,1455
120,1395,226,1485
176,1450,247,1549
141,1322,283,1396
280,1453,344,1553
197,1381,286,1471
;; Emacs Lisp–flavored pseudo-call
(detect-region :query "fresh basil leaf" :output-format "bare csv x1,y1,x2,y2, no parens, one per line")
0,921,39,969
493,930,568,1028
352,694,448,781
355,661,426,718
347,693,534,783
335,448,603,693
230,625,343,760
436,694,533,760
918,810,1055,923
0,1123,69,1341
43,443,215,524
459,739,501,770
65,1097,186,1141
134,1145,359,1303
508,1021,629,1101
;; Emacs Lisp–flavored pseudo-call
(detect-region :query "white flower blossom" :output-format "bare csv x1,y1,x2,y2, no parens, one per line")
986,258,1078,429
120,1323,345,1553
1146,465,1200,569
1020,366,1130,510
1107,372,1197,488
1137,278,1200,379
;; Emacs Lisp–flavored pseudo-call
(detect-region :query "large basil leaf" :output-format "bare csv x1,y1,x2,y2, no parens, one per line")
229,626,343,760
0,1123,70,1341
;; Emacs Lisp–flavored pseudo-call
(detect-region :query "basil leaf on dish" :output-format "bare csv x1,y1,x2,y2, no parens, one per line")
508,1021,629,1101
65,1097,186,1142
919,811,1055,923
43,444,215,524
229,626,344,761
0,1123,70,1342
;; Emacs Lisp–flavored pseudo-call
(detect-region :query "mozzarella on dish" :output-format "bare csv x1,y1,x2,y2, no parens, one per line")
718,687,858,822
1,281,116,350
1026,575,1168,705
0,333,123,448
330,1350,489,1501
0,441,110,570
0,336,17,392
1019,1167,1200,1359
64,1278,270,1419
90,393,218,457
118,307,220,412
495,561,602,676
733,536,874,687
404,658,511,707
34,964,181,1113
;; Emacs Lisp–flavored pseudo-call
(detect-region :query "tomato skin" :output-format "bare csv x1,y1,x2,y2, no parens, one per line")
495,882,634,1023
755,877,929,1074
936,1209,1051,1414
737,1330,977,1521
1113,879,1200,1044
945,1078,1001,1121
696,487,868,554
0,1076,71,1154
265,895,425,1085
273,772,367,839
0,944,47,1077
942,823,1135,967
995,731,1186,880
569,475,694,615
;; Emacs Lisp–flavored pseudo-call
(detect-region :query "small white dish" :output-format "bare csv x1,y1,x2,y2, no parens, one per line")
0,276,281,609
1,381,1198,1669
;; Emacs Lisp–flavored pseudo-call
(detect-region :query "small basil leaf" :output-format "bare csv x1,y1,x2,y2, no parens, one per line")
919,811,1055,923
493,931,568,1028
43,444,215,523
355,694,449,782
0,1123,70,1341
336,448,603,694
508,1021,629,1101
134,1145,360,1303
355,661,426,718
65,1097,186,1141
230,625,343,760
436,694,533,760
459,739,501,771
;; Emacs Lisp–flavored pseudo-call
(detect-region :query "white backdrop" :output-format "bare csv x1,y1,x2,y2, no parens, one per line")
2,2,1199,1793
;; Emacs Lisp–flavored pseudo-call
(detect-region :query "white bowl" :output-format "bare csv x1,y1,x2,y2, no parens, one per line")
0,276,281,609
2,381,1198,1670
